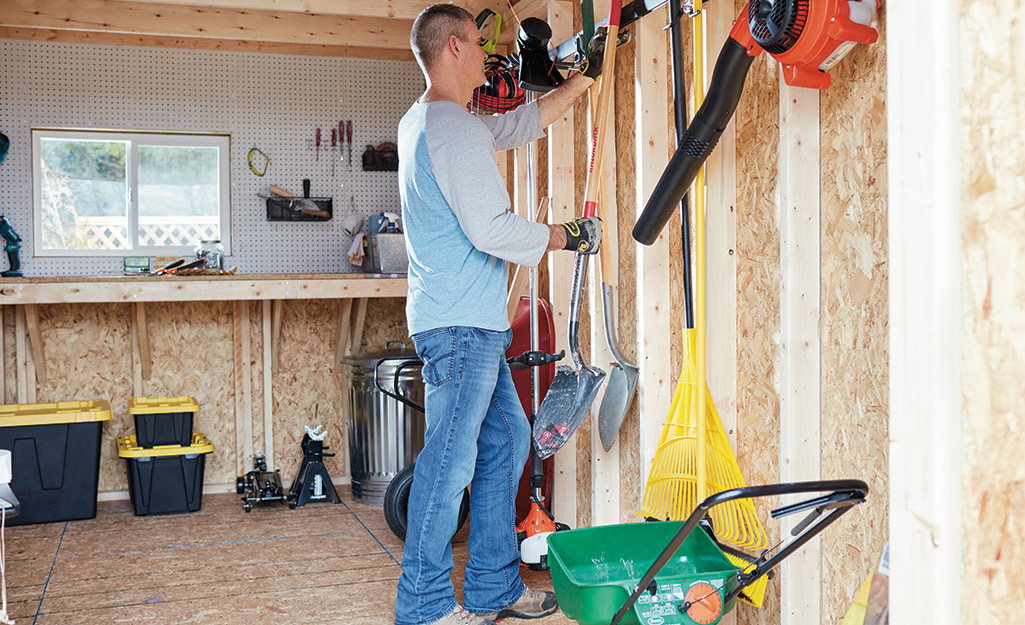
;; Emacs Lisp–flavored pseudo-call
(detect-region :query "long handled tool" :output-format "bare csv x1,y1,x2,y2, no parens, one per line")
532,1,622,460
636,1,770,609
586,89,639,452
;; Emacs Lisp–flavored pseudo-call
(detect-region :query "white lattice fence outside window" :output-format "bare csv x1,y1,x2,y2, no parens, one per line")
74,216,220,250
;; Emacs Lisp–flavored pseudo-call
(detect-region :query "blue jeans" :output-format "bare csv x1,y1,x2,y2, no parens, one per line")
394,326,530,625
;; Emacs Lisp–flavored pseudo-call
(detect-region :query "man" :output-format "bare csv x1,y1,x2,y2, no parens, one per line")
395,5,605,625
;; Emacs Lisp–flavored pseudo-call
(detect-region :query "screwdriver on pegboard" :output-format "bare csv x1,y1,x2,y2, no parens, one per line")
342,119,350,165
346,121,353,169
331,128,337,175
315,128,321,161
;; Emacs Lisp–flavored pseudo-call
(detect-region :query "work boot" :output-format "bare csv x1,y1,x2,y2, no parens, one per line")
480,587,558,620
428,606,497,625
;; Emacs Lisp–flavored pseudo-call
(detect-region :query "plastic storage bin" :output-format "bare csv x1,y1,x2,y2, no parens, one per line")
0,400,112,526
118,433,213,516
129,396,198,448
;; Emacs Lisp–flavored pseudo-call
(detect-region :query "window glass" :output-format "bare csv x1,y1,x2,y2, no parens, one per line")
137,145,221,246
39,137,128,251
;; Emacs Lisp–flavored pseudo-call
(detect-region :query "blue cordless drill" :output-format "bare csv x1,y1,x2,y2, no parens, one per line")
0,216,22,277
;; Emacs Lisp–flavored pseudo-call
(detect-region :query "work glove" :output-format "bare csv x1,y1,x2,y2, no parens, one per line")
579,27,608,80
559,216,602,254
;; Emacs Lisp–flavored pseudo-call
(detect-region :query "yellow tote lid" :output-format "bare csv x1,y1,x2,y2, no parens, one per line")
129,396,200,415
117,432,213,458
0,400,112,427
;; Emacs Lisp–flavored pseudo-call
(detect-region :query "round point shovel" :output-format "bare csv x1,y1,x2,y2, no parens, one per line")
596,206,639,451
532,0,624,460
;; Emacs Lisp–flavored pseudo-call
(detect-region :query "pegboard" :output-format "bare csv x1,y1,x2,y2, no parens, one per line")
0,39,425,276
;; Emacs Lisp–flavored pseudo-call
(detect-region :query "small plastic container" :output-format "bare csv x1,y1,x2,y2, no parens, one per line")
118,433,213,516
0,400,112,525
129,396,198,448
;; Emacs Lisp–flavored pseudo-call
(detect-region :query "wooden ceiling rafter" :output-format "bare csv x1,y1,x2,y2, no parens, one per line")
0,0,532,59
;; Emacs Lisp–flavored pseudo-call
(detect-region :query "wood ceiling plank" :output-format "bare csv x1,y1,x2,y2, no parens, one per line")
0,0,414,49
116,0,437,20
0,26,416,60
119,0,511,20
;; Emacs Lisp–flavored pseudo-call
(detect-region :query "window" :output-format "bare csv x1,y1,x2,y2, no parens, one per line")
31,129,231,257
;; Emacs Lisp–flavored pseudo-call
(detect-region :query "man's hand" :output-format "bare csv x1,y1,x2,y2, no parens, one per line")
549,216,602,254
579,28,607,80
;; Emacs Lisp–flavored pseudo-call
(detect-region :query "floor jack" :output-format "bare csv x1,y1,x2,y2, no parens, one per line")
287,425,341,508
236,454,286,512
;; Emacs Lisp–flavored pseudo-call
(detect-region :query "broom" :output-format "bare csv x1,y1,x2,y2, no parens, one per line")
636,0,769,607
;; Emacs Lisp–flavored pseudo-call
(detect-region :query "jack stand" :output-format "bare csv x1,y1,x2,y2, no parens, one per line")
287,425,341,508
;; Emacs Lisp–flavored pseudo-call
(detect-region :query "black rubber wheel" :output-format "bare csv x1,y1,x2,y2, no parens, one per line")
383,463,470,541
236,476,247,495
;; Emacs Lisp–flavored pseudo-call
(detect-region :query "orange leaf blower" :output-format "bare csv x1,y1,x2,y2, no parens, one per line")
632,0,880,244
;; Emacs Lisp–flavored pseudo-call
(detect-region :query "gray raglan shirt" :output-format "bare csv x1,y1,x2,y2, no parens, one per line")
398,99,549,335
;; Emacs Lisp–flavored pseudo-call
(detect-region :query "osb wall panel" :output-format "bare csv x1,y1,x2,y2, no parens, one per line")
27,304,135,492
819,11,889,624
140,301,236,485
733,4,783,622
960,0,1025,621
274,297,408,485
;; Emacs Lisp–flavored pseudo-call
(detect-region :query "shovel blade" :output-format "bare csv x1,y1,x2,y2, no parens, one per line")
598,362,639,452
533,364,606,459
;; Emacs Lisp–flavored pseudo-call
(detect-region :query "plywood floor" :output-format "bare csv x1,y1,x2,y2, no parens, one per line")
3,490,577,624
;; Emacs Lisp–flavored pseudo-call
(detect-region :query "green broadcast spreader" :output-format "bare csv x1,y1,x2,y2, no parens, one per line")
546,481,869,625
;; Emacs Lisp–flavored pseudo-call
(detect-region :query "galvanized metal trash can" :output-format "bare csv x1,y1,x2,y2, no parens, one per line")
341,343,425,504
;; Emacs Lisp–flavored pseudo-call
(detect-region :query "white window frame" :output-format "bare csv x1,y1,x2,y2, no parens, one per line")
31,128,232,257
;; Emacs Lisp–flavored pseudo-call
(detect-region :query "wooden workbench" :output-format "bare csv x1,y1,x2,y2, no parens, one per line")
0,274,409,486
0,273,407,304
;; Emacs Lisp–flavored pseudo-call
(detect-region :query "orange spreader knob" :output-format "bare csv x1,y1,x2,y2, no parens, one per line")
684,582,722,624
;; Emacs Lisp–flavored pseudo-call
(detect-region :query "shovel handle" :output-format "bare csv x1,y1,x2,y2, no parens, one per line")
588,88,617,291
580,0,622,220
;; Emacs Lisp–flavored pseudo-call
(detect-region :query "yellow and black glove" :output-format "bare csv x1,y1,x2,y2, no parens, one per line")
579,28,607,80
559,216,602,254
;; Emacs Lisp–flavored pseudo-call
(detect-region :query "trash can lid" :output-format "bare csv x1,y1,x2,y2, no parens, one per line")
340,342,420,367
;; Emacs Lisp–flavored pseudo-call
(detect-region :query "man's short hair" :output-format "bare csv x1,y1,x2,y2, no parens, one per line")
410,4,475,70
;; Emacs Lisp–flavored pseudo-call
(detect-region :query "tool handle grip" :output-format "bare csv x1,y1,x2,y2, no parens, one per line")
632,37,755,245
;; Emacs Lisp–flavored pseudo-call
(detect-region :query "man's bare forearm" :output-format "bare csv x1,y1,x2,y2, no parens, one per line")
536,73,594,128
546,224,567,252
